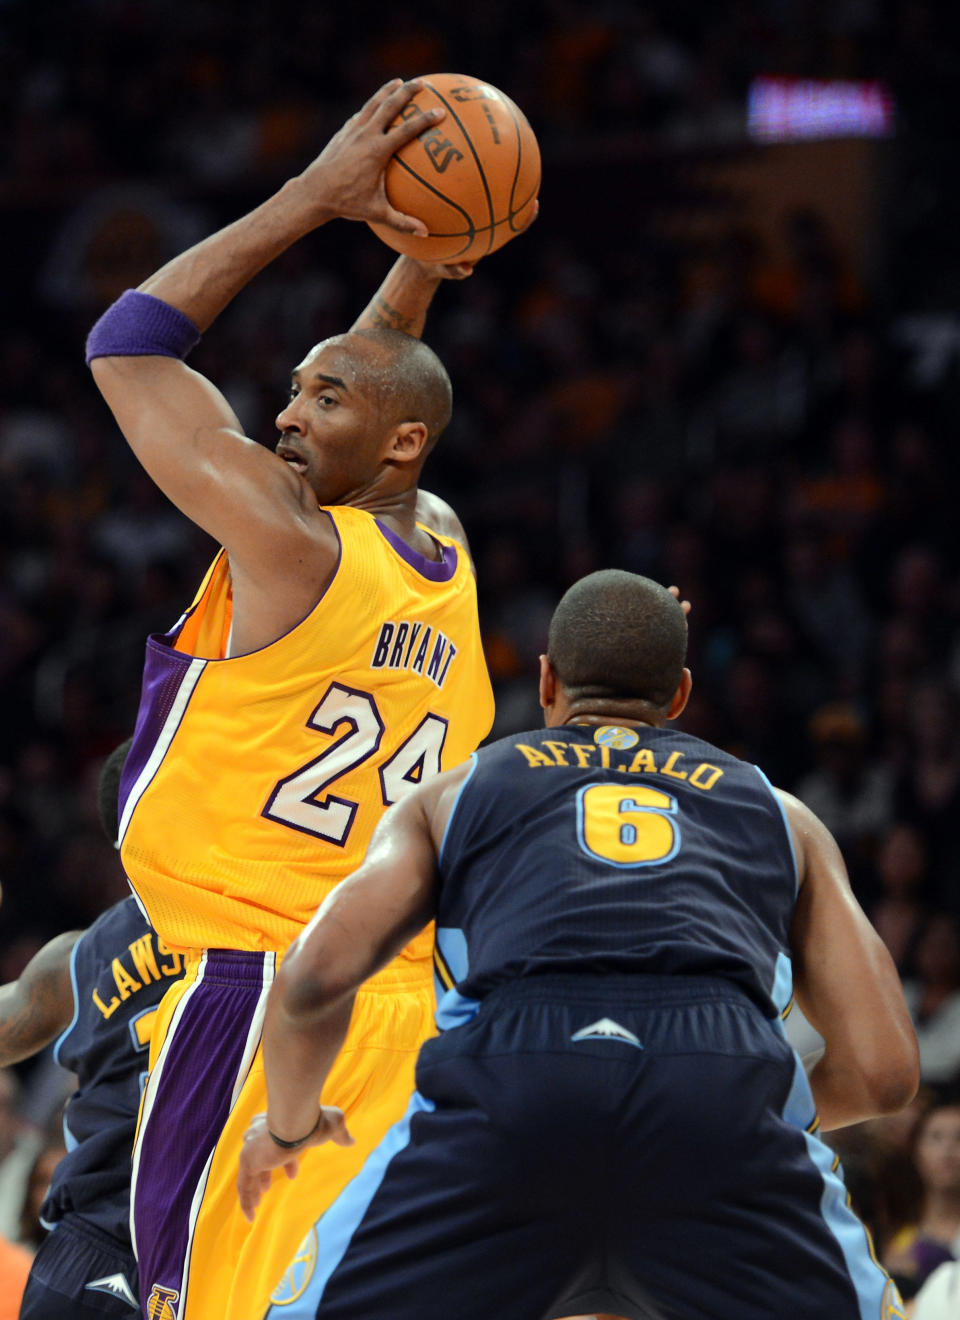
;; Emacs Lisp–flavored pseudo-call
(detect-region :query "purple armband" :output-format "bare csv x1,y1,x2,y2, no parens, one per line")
85,290,201,364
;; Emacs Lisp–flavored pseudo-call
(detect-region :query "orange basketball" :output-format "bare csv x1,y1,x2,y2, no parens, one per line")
369,74,540,263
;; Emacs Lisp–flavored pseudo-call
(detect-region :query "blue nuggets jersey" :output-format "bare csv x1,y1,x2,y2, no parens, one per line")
41,898,186,1244
435,723,798,1019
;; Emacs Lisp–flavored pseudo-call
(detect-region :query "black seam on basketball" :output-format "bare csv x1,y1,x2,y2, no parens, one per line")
411,186,539,240
423,80,497,256
508,183,539,231
390,155,477,254
499,96,526,222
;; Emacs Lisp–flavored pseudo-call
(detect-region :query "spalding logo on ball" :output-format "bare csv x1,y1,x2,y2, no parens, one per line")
370,74,541,263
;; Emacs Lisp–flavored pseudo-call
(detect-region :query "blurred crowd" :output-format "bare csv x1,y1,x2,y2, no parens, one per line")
2,0,960,1307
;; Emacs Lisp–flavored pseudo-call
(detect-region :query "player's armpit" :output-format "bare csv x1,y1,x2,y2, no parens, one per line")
780,791,919,1129
89,355,337,584
0,930,82,1067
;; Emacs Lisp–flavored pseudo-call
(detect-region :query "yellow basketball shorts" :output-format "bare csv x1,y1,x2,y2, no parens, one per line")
131,948,434,1320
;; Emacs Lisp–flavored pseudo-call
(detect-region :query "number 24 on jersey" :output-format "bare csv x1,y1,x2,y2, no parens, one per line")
262,682,447,846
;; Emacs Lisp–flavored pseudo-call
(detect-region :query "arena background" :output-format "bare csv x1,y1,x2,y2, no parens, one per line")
1,0,960,1278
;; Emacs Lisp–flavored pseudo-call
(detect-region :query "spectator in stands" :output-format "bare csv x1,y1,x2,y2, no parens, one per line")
884,1094,960,1298
901,918,960,1086
0,1069,40,1244
869,823,931,973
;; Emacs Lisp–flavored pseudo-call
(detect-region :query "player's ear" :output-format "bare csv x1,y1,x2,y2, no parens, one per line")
386,421,429,464
666,668,692,721
539,654,556,712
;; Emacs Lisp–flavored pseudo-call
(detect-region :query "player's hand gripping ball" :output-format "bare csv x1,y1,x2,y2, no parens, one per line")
369,74,540,263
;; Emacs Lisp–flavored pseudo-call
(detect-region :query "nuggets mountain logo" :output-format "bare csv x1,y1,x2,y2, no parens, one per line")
147,1284,179,1319
570,1017,643,1048
85,1272,138,1308
270,1228,318,1305
593,725,640,750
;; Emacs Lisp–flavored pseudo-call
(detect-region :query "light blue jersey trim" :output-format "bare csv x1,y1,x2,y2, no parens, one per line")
437,752,479,867
435,985,481,1032
433,928,478,1029
52,937,83,1067
265,1091,436,1318
770,950,794,1021
755,766,799,893
62,1112,78,1154
782,1053,893,1319
436,927,469,982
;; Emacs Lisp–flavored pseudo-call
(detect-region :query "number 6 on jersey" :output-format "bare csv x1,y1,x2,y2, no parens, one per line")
577,783,680,867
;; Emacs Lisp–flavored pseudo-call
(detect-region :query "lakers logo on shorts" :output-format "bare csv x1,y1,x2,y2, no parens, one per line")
270,1228,318,1305
881,1277,907,1319
593,725,640,750
146,1284,180,1320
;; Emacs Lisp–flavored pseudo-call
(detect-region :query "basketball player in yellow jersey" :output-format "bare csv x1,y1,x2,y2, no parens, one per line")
84,80,509,1320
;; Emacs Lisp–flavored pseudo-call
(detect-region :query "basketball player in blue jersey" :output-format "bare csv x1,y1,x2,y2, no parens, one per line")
239,569,919,1320
0,743,184,1318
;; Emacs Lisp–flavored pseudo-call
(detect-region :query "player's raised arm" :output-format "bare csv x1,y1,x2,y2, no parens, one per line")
351,255,474,337
349,256,477,562
781,790,919,1130
0,931,82,1067
85,80,445,576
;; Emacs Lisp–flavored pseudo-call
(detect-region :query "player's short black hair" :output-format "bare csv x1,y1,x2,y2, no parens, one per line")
97,737,133,845
347,329,453,449
547,570,687,710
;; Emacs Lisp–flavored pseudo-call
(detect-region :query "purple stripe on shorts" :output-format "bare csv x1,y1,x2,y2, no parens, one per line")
375,519,458,582
133,952,268,1313
118,633,196,823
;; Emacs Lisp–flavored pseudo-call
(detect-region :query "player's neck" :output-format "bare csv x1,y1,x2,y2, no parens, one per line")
344,487,416,534
346,486,443,562
565,716,657,729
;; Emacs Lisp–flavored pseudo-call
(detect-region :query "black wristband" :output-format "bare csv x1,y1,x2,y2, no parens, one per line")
267,1113,322,1150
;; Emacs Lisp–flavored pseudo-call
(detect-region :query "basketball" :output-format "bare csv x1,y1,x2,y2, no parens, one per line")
369,74,540,264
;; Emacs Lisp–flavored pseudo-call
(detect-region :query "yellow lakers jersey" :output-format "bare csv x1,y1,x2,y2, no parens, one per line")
118,506,494,956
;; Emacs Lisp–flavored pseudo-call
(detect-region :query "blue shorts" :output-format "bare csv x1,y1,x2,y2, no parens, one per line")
20,1215,139,1318
267,973,904,1320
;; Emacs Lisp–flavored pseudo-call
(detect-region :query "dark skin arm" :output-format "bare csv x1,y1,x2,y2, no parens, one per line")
351,255,473,338
88,81,447,653
0,931,82,1067
349,256,476,561
237,764,468,1220
780,790,919,1130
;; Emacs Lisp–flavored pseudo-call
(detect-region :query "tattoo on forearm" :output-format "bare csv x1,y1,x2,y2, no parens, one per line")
369,295,416,333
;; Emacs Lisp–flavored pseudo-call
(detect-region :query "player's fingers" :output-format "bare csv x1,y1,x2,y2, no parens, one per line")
323,1107,355,1148
385,103,445,153
667,585,692,617
237,1168,263,1222
355,78,404,125
517,199,540,233
380,201,430,238
370,78,427,133
442,262,475,280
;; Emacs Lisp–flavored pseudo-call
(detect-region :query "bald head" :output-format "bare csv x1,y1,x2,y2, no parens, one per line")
548,570,688,710
319,329,452,453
